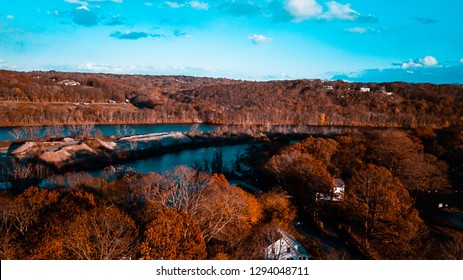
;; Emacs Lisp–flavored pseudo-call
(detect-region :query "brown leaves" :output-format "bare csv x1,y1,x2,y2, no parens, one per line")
140,203,206,260
345,163,427,258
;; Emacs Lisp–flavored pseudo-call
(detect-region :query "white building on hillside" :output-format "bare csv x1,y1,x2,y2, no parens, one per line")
359,87,370,92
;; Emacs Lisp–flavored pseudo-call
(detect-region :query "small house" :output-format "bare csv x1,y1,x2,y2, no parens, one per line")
266,230,312,260
359,87,370,92
316,178,345,202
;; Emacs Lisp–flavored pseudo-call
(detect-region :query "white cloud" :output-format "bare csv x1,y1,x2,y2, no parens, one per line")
190,1,208,10
419,55,438,66
6,15,14,20
345,27,366,34
145,2,153,6
460,58,463,64
401,56,438,69
285,0,323,22
248,34,272,45
320,1,359,21
165,1,184,8
78,62,136,73
345,27,379,34
76,5,90,11
402,59,423,69
0,58,16,69
65,0,122,11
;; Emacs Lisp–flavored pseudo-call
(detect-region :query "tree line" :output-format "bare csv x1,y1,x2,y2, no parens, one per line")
0,70,462,127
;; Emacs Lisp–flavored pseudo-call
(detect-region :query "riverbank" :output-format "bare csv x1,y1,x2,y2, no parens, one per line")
1,132,272,173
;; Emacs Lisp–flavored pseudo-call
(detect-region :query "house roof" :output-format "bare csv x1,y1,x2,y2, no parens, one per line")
266,229,312,259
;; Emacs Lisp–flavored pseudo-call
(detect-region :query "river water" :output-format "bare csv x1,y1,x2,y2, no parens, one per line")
0,124,216,141
113,144,253,174
0,124,371,141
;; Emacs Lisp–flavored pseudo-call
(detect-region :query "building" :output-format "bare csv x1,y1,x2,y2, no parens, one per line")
265,230,312,260
316,178,345,202
57,79,81,86
359,87,370,92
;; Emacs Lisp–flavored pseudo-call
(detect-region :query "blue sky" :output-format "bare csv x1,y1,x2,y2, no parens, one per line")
1,0,462,83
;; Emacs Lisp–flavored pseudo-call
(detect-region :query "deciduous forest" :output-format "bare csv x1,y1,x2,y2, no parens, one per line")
0,70,462,127
0,70,462,260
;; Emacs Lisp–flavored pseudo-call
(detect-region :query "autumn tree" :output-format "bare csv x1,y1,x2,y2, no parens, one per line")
258,189,296,227
265,150,333,219
139,202,206,260
0,187,60,259
364,130,451,197
345,164,427,259
62,206,137,260
188,174,262,245
31,190,97,259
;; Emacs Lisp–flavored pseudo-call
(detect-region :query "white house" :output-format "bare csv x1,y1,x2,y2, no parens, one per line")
316,178,345,202
265,230,312,260
58,79,81,86
359,87,370,92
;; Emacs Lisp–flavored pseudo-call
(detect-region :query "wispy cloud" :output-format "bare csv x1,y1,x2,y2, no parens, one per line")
67,62,228,77
110,31,163,40
460,58,463,64
0,58,16,69
103,15,127,26
164,1,184,9
415,17,438,24
164,1,209,10
331,63,463,84
190,1,208,10
173,29,191,38
248,34,272,45
6,15,14,20
77,62,135,73
65,0,122,12
345,27,379,34
320,1,358,21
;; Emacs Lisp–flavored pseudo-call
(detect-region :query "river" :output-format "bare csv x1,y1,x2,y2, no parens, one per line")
109,143,253,175
0,124,378,142
0,124,216,141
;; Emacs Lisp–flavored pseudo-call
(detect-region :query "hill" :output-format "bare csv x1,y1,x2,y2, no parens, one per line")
0,70,462,127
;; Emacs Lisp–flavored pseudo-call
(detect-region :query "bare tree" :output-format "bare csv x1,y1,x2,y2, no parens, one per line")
48,125,64,138
8,128,25,140
67,124,81,138
80,123,95,138
62,207,137,260
25,126,42,140
115,125,135,137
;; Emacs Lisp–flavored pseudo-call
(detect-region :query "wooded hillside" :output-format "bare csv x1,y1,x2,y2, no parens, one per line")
0,70,462,127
